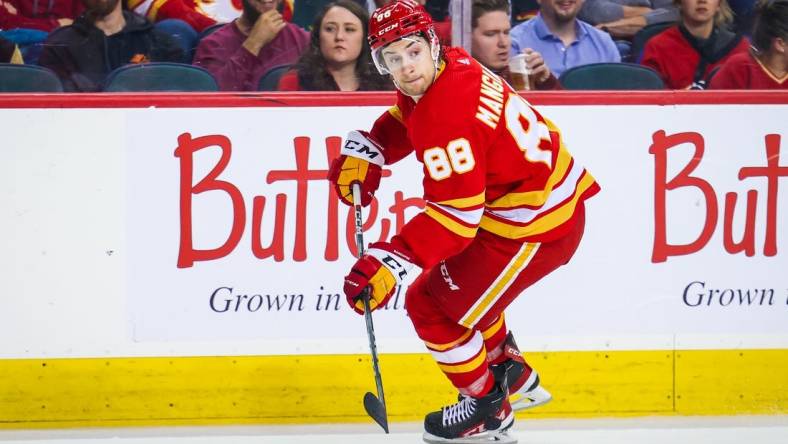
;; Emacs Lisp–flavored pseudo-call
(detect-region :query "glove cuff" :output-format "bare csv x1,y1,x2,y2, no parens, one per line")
366,242,416,287
341,130,386,166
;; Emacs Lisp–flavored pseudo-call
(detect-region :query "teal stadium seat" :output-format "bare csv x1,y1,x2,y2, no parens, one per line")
558,63,665,90
0,63,63,92
258,64,292,91
103,62,218,92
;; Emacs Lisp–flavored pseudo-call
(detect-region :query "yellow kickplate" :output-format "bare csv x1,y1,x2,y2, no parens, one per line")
675,349,788,415
0,349,784,428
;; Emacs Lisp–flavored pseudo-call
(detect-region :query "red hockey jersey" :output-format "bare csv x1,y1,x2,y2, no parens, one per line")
709,51,788,89
370,47,600,269
641,26,750,90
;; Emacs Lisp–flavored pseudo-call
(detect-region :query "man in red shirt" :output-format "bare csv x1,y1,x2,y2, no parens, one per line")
328,1,600,442
192,0,308,91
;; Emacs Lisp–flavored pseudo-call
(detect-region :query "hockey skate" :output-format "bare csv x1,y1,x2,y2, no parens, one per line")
491,332,552,411
422,382,516,444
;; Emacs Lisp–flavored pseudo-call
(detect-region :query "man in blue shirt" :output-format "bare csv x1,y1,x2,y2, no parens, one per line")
510,0,621,78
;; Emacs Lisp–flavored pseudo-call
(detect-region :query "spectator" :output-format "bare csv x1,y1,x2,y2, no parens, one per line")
38,0,185,92
583,0,679,39
125,0,218,54
193,0,309,91
710,0,787,89
0,0,81,31
510,0,621,78
0,34,23,62
471,0,561,89
126,0,216,32
0,0,82,62
278,0,390,90
0,34,12,59
641,0,749,89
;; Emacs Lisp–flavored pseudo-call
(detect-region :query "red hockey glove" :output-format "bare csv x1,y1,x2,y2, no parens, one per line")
328,130,385,207
343,242,416,315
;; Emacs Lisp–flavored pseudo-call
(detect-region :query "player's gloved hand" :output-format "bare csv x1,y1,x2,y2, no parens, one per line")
328,130,385,207
344,242,416,315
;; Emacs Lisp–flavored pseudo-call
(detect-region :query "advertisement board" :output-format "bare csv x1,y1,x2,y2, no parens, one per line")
1,94,786,359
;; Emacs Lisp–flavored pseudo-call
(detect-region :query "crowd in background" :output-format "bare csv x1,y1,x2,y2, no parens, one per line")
0,0,785,92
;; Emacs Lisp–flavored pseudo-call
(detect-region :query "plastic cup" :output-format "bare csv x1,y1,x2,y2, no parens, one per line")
508,53,530,91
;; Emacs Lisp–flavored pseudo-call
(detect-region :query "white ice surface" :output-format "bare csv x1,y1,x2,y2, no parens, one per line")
1,416,787,443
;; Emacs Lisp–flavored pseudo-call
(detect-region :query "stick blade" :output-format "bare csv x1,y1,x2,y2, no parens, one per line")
363,391,389,433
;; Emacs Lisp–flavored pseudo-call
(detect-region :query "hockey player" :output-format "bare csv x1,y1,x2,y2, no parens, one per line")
328,1,600,442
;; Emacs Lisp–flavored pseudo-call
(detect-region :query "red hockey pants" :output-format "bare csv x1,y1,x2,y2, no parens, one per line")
404,207,585,395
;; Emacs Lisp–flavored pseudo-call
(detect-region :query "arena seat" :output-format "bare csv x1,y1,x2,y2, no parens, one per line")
103,62,218,92
258,64,292,91
559,62,665,90
0,63,63,92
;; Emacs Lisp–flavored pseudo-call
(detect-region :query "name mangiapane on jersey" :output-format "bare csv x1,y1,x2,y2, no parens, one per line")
475,65,506,130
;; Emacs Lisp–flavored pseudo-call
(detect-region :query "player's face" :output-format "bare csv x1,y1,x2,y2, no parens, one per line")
471,11,511,71
320,6,364,67
539,0,585,24
680,0,720,26
380,36,436,97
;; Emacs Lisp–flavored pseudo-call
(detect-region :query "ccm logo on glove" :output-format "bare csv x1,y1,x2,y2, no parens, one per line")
328,131,386,207
379,254,408,280
343,130,385,165
343,242,415,315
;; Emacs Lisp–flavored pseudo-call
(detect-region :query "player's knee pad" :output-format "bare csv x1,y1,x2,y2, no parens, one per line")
404,273,435,329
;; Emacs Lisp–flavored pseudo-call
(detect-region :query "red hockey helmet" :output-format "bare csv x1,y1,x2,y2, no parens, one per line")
368,0,440,75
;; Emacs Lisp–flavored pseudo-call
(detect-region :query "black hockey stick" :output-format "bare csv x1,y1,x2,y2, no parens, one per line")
352,183,389,434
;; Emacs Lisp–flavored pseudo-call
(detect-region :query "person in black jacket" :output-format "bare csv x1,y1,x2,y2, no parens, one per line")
0,36,18,62
38,0,185,92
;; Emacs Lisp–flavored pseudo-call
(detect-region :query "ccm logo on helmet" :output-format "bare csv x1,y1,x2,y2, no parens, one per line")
376,23,399,36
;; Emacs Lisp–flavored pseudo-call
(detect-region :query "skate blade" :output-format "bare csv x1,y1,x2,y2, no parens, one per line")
423,431,517,444
510,386,552,411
